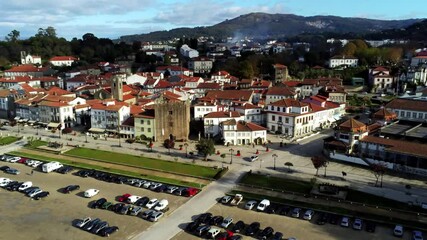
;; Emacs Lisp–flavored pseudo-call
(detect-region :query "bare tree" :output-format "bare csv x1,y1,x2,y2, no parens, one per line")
371,163,387,187
311,155,328,176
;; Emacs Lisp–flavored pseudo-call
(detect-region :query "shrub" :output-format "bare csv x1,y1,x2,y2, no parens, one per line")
62,128,72,134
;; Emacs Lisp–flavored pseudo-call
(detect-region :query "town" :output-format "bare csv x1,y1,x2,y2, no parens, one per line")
1,12,427,240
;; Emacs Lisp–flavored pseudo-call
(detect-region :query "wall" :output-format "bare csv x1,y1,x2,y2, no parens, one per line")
154,100,190,142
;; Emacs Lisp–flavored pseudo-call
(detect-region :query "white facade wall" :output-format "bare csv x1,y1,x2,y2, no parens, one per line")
329,58,358,68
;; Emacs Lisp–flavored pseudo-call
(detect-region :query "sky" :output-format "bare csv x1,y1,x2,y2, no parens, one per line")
0,0,425,40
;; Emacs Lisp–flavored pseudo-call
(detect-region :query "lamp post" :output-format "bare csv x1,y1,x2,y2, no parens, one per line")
85,132,88,143
260,159,263,169
229,148,234,164
184,143,189,157
272,153,278,170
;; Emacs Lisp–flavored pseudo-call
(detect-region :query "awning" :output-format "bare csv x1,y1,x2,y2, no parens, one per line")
89,128,106,133
14,117,20,120
28,120,36,124
47,122,60,128
21,119,29,122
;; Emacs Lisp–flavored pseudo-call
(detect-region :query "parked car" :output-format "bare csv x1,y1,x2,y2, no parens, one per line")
0,166,11,171
23,186,39,195
186,221,201,232
101,201,113,210
91,221,108,234
148,211,164,222
75,217,91,228
265,205,277,214
33,191,49,200
98,226,119,237
277,205,290,215
149,182,162,190
272,232,284,240
27,188,43,197
412,230,424,240
0,177,12,187
84,218,101,231
63,184,80,194
221,195,232,204
250,155,259,162
119,205,132,215
195,224,211,237
216,230,233,240
257,199,270,212
245,222,260,236
221,217,233,228
142,181,152,188
207,227,221,239
291,208,301,218
146,198,159,209
353,218,363,230
303,209,314,220
259,226,274,239
197,212,213,224
141,209,156,220
183,187,199,197
111,203,125,213
6,156,21,163
127,195,142,204
91,198,107,209
130,206,143,216
5,167,20,175
56,166,73,174
166,186,178,194
174,187,186,196
135,197,150,207
316,212,329,225
232,220,246,233
84,189,99,198
394,225,404,237
329,214,340,224
341,217,350,227
18,181,32,191
154,199,169,211
365,221,376,233
118,193,131,202
6,181,21,191
244,200,257,210
209,216,224,226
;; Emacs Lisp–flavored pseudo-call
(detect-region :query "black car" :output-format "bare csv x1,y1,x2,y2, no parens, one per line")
316,212,329,225
0,165,10,171
115,177,127,184
209,216,224,226
272,232,284,240
6,181,22,191
4,181,18,189
329,214,340,224
197,212,213,224
154,184,168,192
90,221,108,234
33,191,49,200
135,197,150,207
277,205,290,215
119,205,132,215
98,226,119,237
245,222,260,236
232,220,246,233
63,184,80,193
84,218,101,231
259,227,274,239
91,198,107,209
23,186,39,194
266,205,277,214
230,236,242,240
77,170,92,178
56,166,73,174
186,221,201,232
112,203,125,213
365,221,376,233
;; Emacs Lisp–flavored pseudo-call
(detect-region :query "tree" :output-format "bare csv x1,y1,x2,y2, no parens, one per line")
311,155,328,176
341,42,357,56
371,163,386,187
5,30,20,42
195,138,215,161
284,162,294,172
163,139,175,155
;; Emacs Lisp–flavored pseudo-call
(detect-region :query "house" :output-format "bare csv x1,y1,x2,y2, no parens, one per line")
211,71,231,85
193,102,227,120
134,108,155,141
203,111,244,138
188,57,213,74
38,100,75,129
20,52,42,65
194,82,221,98
273,64,289,83
373,108,397,125
0,89,22,119
302,95,344,129
369,66,396,93
411,51,427,66
0,76,41,89
318,84,347,104
180,44,199,58
265,86,297,104
220,120,267,145
266,98,314,138
229,101,263,125
89,100,130,134
156,65,192,77
205,90,254,105
4,65,53,77
49,56,78,67
385,98,427,122
329,55,358,69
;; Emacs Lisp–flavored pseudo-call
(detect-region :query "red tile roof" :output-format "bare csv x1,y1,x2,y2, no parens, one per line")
197,82,221,89
204,111,241,118
269,98,308,108
205,90,253,101
38,100,70,107
46,86,73,96
339,118,367,132
5,65,44,72
273,64,287,69
360,136,427,158
386,98,427,112
50,56,78,61
266,86,295,96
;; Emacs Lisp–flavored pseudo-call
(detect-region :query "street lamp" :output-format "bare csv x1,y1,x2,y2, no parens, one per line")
85,132,88,143
272,153,278,170
184,143,189,157
229,148,234,164
259,159,263,169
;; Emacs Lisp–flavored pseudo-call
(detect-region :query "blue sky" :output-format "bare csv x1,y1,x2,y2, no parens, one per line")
0,0,425,40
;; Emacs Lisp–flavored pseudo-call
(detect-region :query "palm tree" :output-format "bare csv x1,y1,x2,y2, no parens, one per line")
284,162,294,172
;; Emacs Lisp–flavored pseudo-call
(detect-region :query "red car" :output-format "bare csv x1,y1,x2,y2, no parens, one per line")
217,230,233,240
17,158,28,164
118,193,131,202
183,188,199,197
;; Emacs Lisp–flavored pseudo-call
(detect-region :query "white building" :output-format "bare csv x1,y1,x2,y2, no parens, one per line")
90,100,130,133
180,44,199,58
265,86,297,104
369,66,396,93
21,53,42,65
193,102,227,120
385,97,427,122
210,71,231,85
49,56,78,67
38,100,75,129
220,120,267,145
229,102,263,125
329,55,358,68
203,111,244,138
188,57,213,74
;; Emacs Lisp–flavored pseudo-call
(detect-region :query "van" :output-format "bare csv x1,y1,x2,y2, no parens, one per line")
42,161,63,173
154,199,169,211
18,181,32,191
127,195,141,204
257,199,270,211
148,211,164,222
207,228,221,239
84,189,100,198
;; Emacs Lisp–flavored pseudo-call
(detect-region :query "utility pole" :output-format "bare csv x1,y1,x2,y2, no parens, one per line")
229,148,234,164
272,154,278,170
184,143,188,157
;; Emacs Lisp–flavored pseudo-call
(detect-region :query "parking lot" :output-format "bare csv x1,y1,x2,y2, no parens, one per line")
173,201,413,240
0,160,189,240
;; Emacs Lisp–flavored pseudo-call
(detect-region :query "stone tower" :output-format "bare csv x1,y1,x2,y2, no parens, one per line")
111,74,124,101
154,97,190,142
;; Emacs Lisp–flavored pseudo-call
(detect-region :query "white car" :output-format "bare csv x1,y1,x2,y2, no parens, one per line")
149,182,162,190
221,196,232,204
244,200,257,210
76,217,91,228
0,178,11,187
341,217,350,227
154,199,169,211
84,189,99,198
207,228,221,239
6,156,21,163
303,209,314,220
352,218,362,230
221,217,233,228
393,225,403,237
18,181,33,191
250,156,259,162
127,195,142,204
142,181,152,188
146,198,159,209
257,199,270,211
412,230,424,240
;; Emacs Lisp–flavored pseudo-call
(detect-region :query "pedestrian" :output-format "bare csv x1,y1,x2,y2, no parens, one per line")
31,170,34,175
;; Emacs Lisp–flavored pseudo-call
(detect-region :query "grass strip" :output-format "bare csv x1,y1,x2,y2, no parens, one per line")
9,151,204,189
0,136,20,145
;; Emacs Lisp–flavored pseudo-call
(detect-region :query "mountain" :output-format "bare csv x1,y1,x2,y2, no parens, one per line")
365,19,427,40
119,13,423,42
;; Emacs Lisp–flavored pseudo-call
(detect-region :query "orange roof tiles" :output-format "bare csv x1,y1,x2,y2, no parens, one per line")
204,111,241,118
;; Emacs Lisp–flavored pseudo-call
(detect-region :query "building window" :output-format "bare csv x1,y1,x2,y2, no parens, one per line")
140,127,144,131
406,112,410,118
272,115,275,121
418,113,423,119
285,118,289,123
169,111,173,115
147,120,150,125
169,122,173,127
140,120,144,124
147,128,151,132
412,112,416,118
278,116,282,122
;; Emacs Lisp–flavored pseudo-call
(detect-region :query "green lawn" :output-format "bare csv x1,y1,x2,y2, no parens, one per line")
65,147,220,179
25,140,48,148
0,136,20,145
8,151,203,188
239,173,313,194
